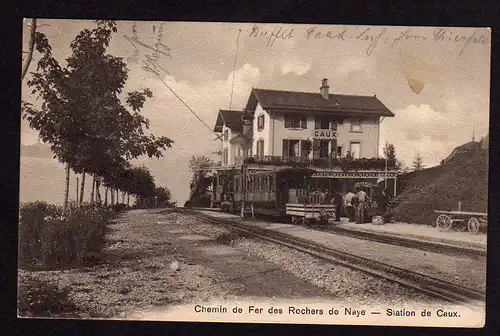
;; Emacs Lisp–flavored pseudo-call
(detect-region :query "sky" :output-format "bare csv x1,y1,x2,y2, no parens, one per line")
20,20,491,206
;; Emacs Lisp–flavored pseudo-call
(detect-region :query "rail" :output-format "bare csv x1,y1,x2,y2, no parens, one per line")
182,208,484,308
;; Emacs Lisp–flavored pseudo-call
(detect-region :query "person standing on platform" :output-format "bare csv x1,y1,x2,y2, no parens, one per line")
377,189,390,214
355,186,369,224
332,190,344,221
344,190,356,222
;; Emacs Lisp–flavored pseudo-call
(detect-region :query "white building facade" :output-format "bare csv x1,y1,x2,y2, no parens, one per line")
214,79,394,167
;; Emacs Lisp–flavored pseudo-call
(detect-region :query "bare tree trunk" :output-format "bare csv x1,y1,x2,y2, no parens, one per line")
22,19,37,81
90,176,95,204
110,186,115,205
96,179,101,205
63,162,70,213
122,192,125,204
76,177,79,204
127,193,130,207
104,187,108,206
116,188,119,205
79,170,86,204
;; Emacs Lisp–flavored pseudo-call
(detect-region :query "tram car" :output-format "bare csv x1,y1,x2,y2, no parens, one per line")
218,167,336,224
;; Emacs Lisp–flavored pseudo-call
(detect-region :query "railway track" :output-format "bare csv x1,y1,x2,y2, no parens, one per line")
191,208,486,258
315,225,486,258
181,208,484,308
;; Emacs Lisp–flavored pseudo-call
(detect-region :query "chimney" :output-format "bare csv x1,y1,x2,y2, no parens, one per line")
320,78,329,99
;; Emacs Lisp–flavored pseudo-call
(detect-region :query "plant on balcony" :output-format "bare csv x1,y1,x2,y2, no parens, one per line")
244,155,397,170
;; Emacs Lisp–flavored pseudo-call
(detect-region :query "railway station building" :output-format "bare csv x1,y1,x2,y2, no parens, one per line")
210,79,399,202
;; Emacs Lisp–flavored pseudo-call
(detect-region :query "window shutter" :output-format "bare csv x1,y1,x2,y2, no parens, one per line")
313,140,320,159
285,116,291,128
315,118,321,130
301,116,307,129
300,140,307,158
330,139,337,157
330,119,337,130
282,139,289,158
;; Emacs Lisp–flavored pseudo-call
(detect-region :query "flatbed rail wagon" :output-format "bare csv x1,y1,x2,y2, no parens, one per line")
434,210,487,235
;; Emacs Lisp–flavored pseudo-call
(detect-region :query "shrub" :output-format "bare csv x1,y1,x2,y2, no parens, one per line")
19,201,115,269
18,274,78,317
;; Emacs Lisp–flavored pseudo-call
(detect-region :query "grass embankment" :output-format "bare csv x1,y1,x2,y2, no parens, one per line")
391,149,488,226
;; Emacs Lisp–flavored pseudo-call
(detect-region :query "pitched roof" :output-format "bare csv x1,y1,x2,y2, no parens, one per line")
213,109,243,132
443,141,481,163
245,88,394,117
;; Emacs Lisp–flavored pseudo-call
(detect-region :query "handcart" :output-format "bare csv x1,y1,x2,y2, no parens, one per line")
433,210,487,235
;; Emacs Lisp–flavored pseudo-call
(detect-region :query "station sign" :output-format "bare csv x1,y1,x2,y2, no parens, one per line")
312,129,337,139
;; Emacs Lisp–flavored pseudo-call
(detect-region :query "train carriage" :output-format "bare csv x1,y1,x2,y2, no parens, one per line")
219,167,336,224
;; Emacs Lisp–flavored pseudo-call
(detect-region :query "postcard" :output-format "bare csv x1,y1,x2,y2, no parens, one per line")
19,20,490,327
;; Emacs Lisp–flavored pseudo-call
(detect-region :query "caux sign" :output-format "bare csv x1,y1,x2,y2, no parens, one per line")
312,129,337,139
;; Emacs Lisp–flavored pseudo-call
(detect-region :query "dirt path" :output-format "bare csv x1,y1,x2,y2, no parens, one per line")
19,209,336,318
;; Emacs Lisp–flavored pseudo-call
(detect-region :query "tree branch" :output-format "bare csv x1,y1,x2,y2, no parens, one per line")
21,18,37,81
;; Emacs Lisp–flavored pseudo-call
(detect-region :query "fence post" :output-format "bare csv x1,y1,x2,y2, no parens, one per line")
458,201,461,212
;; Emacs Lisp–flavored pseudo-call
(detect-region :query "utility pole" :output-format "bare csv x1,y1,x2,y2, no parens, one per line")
384,156,388,189
240,164,246,219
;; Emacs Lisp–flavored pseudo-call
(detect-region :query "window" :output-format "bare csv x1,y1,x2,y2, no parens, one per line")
256,140,265,158
315,116,330,130
257,115,265,131
223,130,229,141
223,148,229,164
285,115,307,129
350,142,361,159
350,119,362,132
237,146,241,157
282,139,300,159
337,146,343,158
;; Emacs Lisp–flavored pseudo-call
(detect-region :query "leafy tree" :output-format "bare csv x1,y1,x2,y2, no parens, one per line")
412,151,425,171
22,20,173,210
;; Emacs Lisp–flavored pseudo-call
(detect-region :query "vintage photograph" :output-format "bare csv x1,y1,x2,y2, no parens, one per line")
19,20,490,327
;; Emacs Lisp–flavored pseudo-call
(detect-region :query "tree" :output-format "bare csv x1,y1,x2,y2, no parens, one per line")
412,151,425,171
22,19,38,81
188,156,214,206
383,142,402,169
22,20,173,210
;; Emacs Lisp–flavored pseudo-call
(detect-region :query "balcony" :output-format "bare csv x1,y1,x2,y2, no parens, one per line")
242,155,397,170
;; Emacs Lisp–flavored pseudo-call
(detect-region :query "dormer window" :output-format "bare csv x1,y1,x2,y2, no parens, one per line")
257,115,265,131
223,130,229,141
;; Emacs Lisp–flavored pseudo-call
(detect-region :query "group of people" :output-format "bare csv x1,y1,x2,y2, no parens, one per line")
313,186,391,224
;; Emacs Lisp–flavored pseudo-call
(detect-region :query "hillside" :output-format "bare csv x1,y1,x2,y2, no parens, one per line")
391,147,488,225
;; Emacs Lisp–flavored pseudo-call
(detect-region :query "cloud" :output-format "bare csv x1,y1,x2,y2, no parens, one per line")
379,104,469,169
281,59,312,76
119,62,261,205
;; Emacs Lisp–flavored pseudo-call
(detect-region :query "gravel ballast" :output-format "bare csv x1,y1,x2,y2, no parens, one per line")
178,213,442,306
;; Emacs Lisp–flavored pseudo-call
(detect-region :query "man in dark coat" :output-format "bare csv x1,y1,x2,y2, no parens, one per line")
332,191,344,222
377,189,390,215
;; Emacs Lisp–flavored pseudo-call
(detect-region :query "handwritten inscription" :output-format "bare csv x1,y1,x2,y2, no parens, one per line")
249,25,294,47
248,25,489,56
123,23,171,77
433,28,489,55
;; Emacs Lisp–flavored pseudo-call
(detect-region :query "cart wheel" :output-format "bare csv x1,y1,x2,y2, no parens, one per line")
436,214,452,231
299,217,306,226
468,217,480,235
